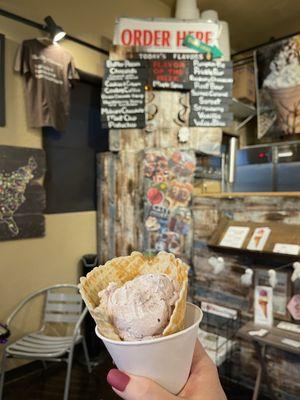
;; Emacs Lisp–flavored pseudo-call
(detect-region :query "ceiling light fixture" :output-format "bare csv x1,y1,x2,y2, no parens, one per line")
44,16,66,42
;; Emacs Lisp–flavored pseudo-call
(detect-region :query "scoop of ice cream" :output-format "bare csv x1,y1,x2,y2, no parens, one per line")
263,38,300,89
98,273,179,341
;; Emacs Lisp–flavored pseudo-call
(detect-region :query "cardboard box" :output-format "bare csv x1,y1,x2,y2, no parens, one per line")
196,179,221,194
233,65,256,104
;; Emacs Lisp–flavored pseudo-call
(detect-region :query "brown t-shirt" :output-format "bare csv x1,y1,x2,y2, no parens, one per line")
15,39,79,132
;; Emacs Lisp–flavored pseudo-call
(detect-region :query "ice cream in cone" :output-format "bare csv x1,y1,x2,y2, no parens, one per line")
78,251,189,341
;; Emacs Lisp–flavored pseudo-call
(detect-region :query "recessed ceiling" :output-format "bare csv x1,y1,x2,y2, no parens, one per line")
158,0,300,53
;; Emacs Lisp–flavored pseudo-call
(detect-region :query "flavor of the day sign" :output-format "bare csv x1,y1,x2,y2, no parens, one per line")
114,18,219,53
143,149,196,258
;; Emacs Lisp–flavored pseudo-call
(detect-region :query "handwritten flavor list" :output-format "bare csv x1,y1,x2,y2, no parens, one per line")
101,60,147,129
101,56,233,129
189,60,233,127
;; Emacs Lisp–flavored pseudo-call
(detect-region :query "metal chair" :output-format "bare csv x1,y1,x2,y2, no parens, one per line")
0,284,92,400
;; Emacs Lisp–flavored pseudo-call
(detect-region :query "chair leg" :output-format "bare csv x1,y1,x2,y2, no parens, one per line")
82,337,92,373
63,346,74,400
0,351,7,400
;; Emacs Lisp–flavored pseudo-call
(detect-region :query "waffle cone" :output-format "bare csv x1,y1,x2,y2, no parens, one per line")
78,251,189,341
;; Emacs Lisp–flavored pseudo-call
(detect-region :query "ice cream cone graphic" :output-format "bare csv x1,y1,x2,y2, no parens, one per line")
254,235,261,248
253,229,264,248
259,290,269,318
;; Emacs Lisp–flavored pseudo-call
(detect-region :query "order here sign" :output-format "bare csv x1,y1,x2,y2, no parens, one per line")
113,18,219,53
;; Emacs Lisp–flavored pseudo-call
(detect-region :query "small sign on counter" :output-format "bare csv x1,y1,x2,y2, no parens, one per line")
273,243,300,255
254,285,273,327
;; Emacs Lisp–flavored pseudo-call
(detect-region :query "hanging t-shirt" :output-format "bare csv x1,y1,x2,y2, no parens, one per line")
15,39,79,132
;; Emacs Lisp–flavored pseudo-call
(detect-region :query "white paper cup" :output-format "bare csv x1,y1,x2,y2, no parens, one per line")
95,302,202,394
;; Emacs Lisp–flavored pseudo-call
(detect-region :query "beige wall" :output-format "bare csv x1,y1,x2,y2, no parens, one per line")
0,0,171,369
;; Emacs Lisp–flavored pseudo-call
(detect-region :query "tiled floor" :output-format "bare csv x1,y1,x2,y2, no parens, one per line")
3,352,268,400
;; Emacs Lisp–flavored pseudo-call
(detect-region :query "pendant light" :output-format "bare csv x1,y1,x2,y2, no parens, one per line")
44,16,66,42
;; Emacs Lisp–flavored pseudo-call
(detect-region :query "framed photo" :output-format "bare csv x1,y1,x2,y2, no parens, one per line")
254,269,292,320
255,34,300,141
247,227,271,251
219,226,250,249
0,33,5,126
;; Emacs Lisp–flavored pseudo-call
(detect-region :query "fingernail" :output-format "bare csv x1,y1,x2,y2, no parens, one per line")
107,369,130,392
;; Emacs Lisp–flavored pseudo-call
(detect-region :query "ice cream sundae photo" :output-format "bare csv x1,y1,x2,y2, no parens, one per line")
256,35,300,137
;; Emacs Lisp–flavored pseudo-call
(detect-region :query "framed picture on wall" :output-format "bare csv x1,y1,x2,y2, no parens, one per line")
254,269,292,321
0,34,5,126
255,34,300,141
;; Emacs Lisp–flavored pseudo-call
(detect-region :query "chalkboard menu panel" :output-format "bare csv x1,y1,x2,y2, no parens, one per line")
101,60,146,129
189,61,233,127
150,60,190,90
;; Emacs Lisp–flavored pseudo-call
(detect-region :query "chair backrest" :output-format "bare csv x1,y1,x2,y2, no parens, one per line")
43,288,82,324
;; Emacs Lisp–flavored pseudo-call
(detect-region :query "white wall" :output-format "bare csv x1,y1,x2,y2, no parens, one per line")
0,0,171,369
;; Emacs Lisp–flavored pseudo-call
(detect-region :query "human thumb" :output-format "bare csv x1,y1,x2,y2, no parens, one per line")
107,369,178,400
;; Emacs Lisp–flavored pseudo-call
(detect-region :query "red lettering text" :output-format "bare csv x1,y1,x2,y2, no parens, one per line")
121,29,132,45
162,31,170,47
133,29,142,46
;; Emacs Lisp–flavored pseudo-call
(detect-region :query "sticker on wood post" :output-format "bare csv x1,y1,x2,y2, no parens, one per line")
143,149,196,259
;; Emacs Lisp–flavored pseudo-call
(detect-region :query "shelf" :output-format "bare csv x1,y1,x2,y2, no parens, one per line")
208,244,299,267
224,98,256,136
207,217,300,267
193,190,300,198
231,98,256,120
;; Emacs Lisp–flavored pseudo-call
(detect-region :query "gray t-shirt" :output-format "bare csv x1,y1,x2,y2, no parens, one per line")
15,39,79,132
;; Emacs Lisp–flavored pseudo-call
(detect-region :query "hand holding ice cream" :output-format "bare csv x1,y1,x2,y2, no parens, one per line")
107,339,227,400
78,251,203,394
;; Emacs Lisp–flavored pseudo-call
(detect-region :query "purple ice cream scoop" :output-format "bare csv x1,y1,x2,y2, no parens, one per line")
98,274,179,341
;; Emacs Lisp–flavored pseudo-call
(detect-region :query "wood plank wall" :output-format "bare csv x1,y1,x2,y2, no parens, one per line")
97,45,223,264
97,46,300,399
193,194,300,399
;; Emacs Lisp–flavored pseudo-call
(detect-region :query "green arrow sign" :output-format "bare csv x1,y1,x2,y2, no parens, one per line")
183,34,223,59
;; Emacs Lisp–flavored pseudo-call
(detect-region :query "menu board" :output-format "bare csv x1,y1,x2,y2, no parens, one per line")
150,60,190,90
101,56,233,129
101,60,147,129
189,60,233,127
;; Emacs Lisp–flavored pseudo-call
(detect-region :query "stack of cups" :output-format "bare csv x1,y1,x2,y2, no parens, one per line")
175,0,200,19
96,302,203,394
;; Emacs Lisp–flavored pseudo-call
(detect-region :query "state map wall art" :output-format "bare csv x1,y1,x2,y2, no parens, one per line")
0,145,46,241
